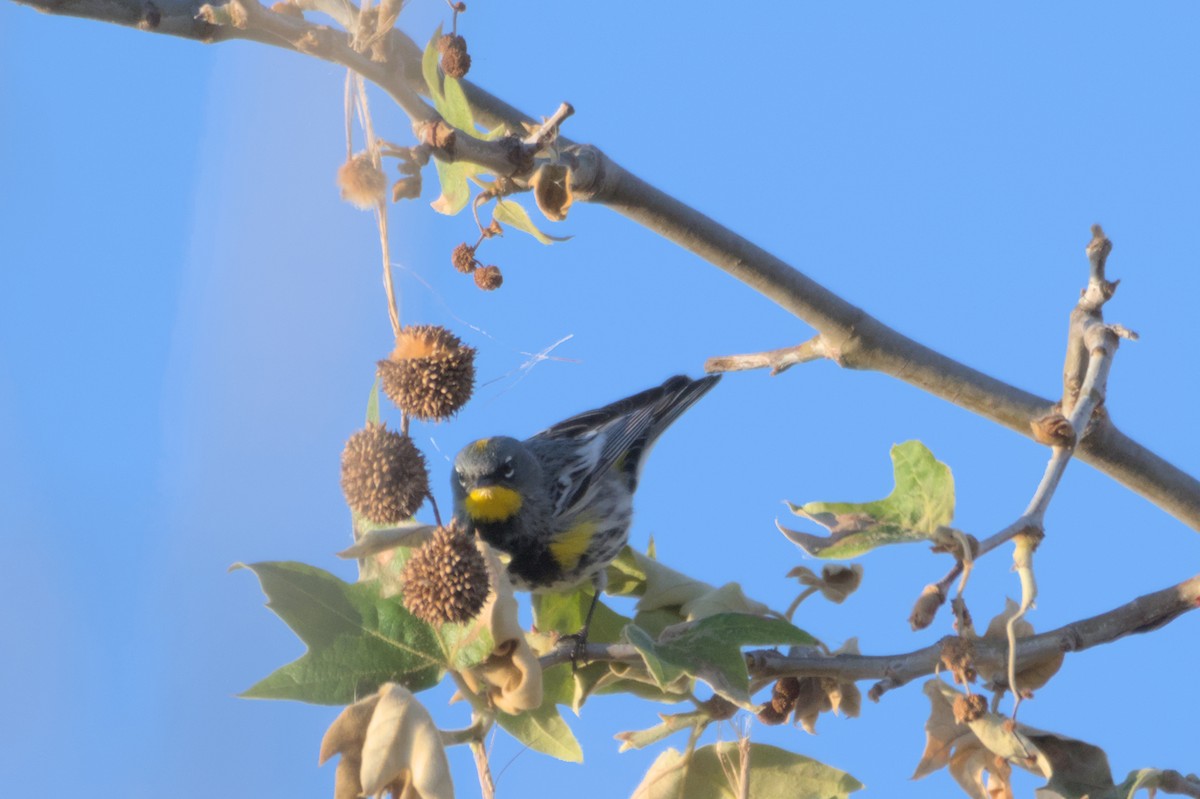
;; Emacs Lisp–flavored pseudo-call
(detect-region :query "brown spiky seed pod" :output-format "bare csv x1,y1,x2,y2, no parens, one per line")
337,152,387,209
340,423,429,524
474,265,503,291
451,243,477,274
438,34,471,78
401,525,490,625
378,325,476,422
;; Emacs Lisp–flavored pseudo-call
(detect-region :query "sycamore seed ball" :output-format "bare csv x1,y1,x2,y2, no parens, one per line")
377,325,476,422
451,242,476,274
337,152,387,209
437,34,471,78
401,525,490,625
952,693,987,724
474,264,503,291
340,423,429,524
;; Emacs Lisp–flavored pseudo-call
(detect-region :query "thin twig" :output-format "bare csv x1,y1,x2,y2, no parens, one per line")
705,336,829,375
736,733,751,799
376,200,401,336
471,740,496,799
1006,533,1038,718
522,101,574,151
783,586,818,621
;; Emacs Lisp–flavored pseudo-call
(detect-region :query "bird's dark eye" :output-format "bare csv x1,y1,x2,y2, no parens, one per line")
501,458,515,479
455,469,467,486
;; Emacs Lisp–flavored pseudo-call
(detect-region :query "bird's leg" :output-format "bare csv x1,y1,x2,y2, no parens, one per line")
558,572,605,669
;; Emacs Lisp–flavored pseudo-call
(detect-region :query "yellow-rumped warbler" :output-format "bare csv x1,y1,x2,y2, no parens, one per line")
451,374,720,645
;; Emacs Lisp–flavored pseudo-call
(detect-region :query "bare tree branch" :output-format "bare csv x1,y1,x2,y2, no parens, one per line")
539,572,1200,701
12,0,1200,532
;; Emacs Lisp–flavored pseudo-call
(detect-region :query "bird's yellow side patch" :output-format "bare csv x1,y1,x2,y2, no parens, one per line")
465,486,523,522
550,520,598,572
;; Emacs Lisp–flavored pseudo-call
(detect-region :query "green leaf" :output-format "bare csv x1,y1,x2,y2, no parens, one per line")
615,710,707,752
780,440,955,558
430,159,477,215
439,76,477,136
605,546,649,598
493,198,571,244
616,548,771,621
365,378,380,425
631,743,863,799
625,614,816,707
236,562,442,704
532,586,629,641
630,607,684,639
625,624,686,688
422,24,443,104
432,616,495,672
496,694,583,763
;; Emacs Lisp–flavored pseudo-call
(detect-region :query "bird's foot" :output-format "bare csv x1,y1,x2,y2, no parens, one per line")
556,627,590,670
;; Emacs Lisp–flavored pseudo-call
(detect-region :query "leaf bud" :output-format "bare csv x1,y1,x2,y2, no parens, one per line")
909,583,945,631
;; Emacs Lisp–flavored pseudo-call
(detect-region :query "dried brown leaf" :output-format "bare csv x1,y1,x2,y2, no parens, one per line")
360,683,453,798
531,163,573,222
460,542,543,713
979,598,1064,690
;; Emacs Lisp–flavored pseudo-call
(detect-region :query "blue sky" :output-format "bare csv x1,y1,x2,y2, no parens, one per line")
2,2,1199,797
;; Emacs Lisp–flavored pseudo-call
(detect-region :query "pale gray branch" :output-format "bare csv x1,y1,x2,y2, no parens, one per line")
539,573,1200,700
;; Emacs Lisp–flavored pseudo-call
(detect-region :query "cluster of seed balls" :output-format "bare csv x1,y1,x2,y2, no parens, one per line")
452,242,504,291
339,324,490,625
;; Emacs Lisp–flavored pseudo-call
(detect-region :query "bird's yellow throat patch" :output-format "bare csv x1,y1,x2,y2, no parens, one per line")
465,486,523,522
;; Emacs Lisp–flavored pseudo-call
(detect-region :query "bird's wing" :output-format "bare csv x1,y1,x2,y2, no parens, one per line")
531,375,719,516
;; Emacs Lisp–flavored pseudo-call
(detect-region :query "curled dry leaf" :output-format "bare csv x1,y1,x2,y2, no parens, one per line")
787,639,862,733
917,679,1115,797
978,598,1064,692
459,542,543,714
361,683,454,799
320,693,382,799
913,680,1018,799
530,163,573,222
787,563,864,604
319,685,453,799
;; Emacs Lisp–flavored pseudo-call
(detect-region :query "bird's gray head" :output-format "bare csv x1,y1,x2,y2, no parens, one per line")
452,436,543,523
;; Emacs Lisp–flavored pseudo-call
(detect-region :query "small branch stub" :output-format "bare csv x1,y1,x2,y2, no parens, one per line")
417,119,457,153
1030,412,1074,447
706,336,829,376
